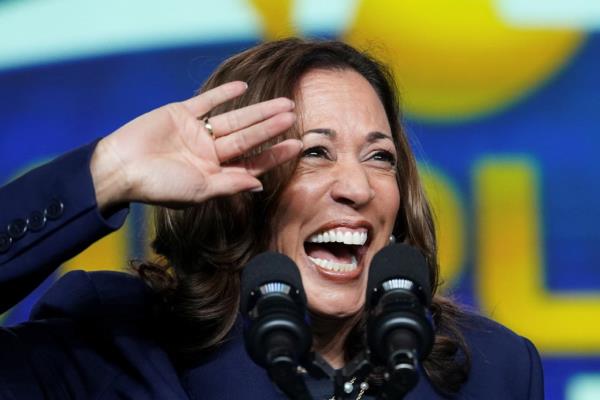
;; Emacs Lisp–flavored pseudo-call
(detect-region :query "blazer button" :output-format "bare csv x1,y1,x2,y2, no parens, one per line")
28,210,46,232
0,233,12,253
7,219,28,240
45,199,64,220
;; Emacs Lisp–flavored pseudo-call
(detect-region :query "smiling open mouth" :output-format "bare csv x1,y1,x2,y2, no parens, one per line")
304,228,369,274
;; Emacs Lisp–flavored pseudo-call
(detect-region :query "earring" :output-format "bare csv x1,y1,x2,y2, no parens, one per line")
389,234,396,244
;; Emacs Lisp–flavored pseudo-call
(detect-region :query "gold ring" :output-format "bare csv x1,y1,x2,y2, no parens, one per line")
203,117,214,138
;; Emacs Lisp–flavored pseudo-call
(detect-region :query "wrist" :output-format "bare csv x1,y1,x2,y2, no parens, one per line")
90,137,132,213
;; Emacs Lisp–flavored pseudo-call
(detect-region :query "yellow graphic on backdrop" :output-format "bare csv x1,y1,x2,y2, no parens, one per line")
476,159,600,353
420,165,465,288
345,0,582,121
250,0,296,39
61,221,129,274
249,0,583,120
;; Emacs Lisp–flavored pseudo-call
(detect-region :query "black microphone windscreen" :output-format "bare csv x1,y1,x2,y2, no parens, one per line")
240,252,306,314
367,244,432,306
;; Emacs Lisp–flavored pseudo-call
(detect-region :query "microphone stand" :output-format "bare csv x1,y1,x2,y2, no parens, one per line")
377,348,419,400
264,330,313,400
297,347,419,400
266,347,419,400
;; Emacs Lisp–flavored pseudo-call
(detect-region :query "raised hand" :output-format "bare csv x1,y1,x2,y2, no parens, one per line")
90,81,301,211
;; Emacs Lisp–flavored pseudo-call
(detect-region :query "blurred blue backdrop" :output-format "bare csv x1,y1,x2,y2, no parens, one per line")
1,1,599,399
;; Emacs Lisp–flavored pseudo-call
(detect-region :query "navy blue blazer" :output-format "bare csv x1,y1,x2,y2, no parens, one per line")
0,143,544,399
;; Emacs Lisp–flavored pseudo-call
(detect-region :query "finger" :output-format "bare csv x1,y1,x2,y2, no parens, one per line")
215,112,296,162
205,171,263,197
208,97,295,138
230,139,303,176
181,81,248,116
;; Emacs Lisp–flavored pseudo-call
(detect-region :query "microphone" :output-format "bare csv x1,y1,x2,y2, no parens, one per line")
240,252,312,400
366,244,434,397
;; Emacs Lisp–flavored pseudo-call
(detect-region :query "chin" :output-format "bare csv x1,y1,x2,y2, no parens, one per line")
307,292,365,319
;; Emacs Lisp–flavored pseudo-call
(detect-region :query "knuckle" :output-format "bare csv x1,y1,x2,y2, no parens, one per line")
225,112,239,132
257,103,269,121
206,93,218,110
242,157,254,173
264,117,280,137
266,148,279,166
234,133,249,154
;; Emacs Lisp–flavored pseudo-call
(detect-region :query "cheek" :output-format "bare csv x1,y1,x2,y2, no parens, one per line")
388,186,401,223
271,176,328,239
268,182,316,257
372,176,401,224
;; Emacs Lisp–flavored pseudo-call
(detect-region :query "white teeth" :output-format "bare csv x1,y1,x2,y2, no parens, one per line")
344,231,352,244
309,256,358,272
307,229,367,245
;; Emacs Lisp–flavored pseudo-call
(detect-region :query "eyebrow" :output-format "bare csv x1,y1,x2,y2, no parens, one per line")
302,129,393,143
366,131,393,143
303,128,336,138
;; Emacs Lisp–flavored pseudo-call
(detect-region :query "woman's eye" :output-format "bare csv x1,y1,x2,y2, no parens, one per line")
371,150,397,166
302,146,329,159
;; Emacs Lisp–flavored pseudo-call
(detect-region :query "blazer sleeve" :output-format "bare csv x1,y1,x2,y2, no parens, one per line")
523,337,545,399
0,141,128,313
458,315,546,399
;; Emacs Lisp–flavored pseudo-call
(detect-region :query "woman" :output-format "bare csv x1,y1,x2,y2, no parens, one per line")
0,38,543,399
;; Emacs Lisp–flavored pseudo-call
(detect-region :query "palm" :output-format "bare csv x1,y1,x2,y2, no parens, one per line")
95,81,300,208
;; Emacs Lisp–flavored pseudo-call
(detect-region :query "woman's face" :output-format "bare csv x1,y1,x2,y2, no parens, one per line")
270,68,400,317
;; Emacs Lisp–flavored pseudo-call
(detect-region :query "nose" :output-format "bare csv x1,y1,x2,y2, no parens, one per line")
330,161,375,208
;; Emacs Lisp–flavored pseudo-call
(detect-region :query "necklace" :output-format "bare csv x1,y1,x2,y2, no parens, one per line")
328,377,369,400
